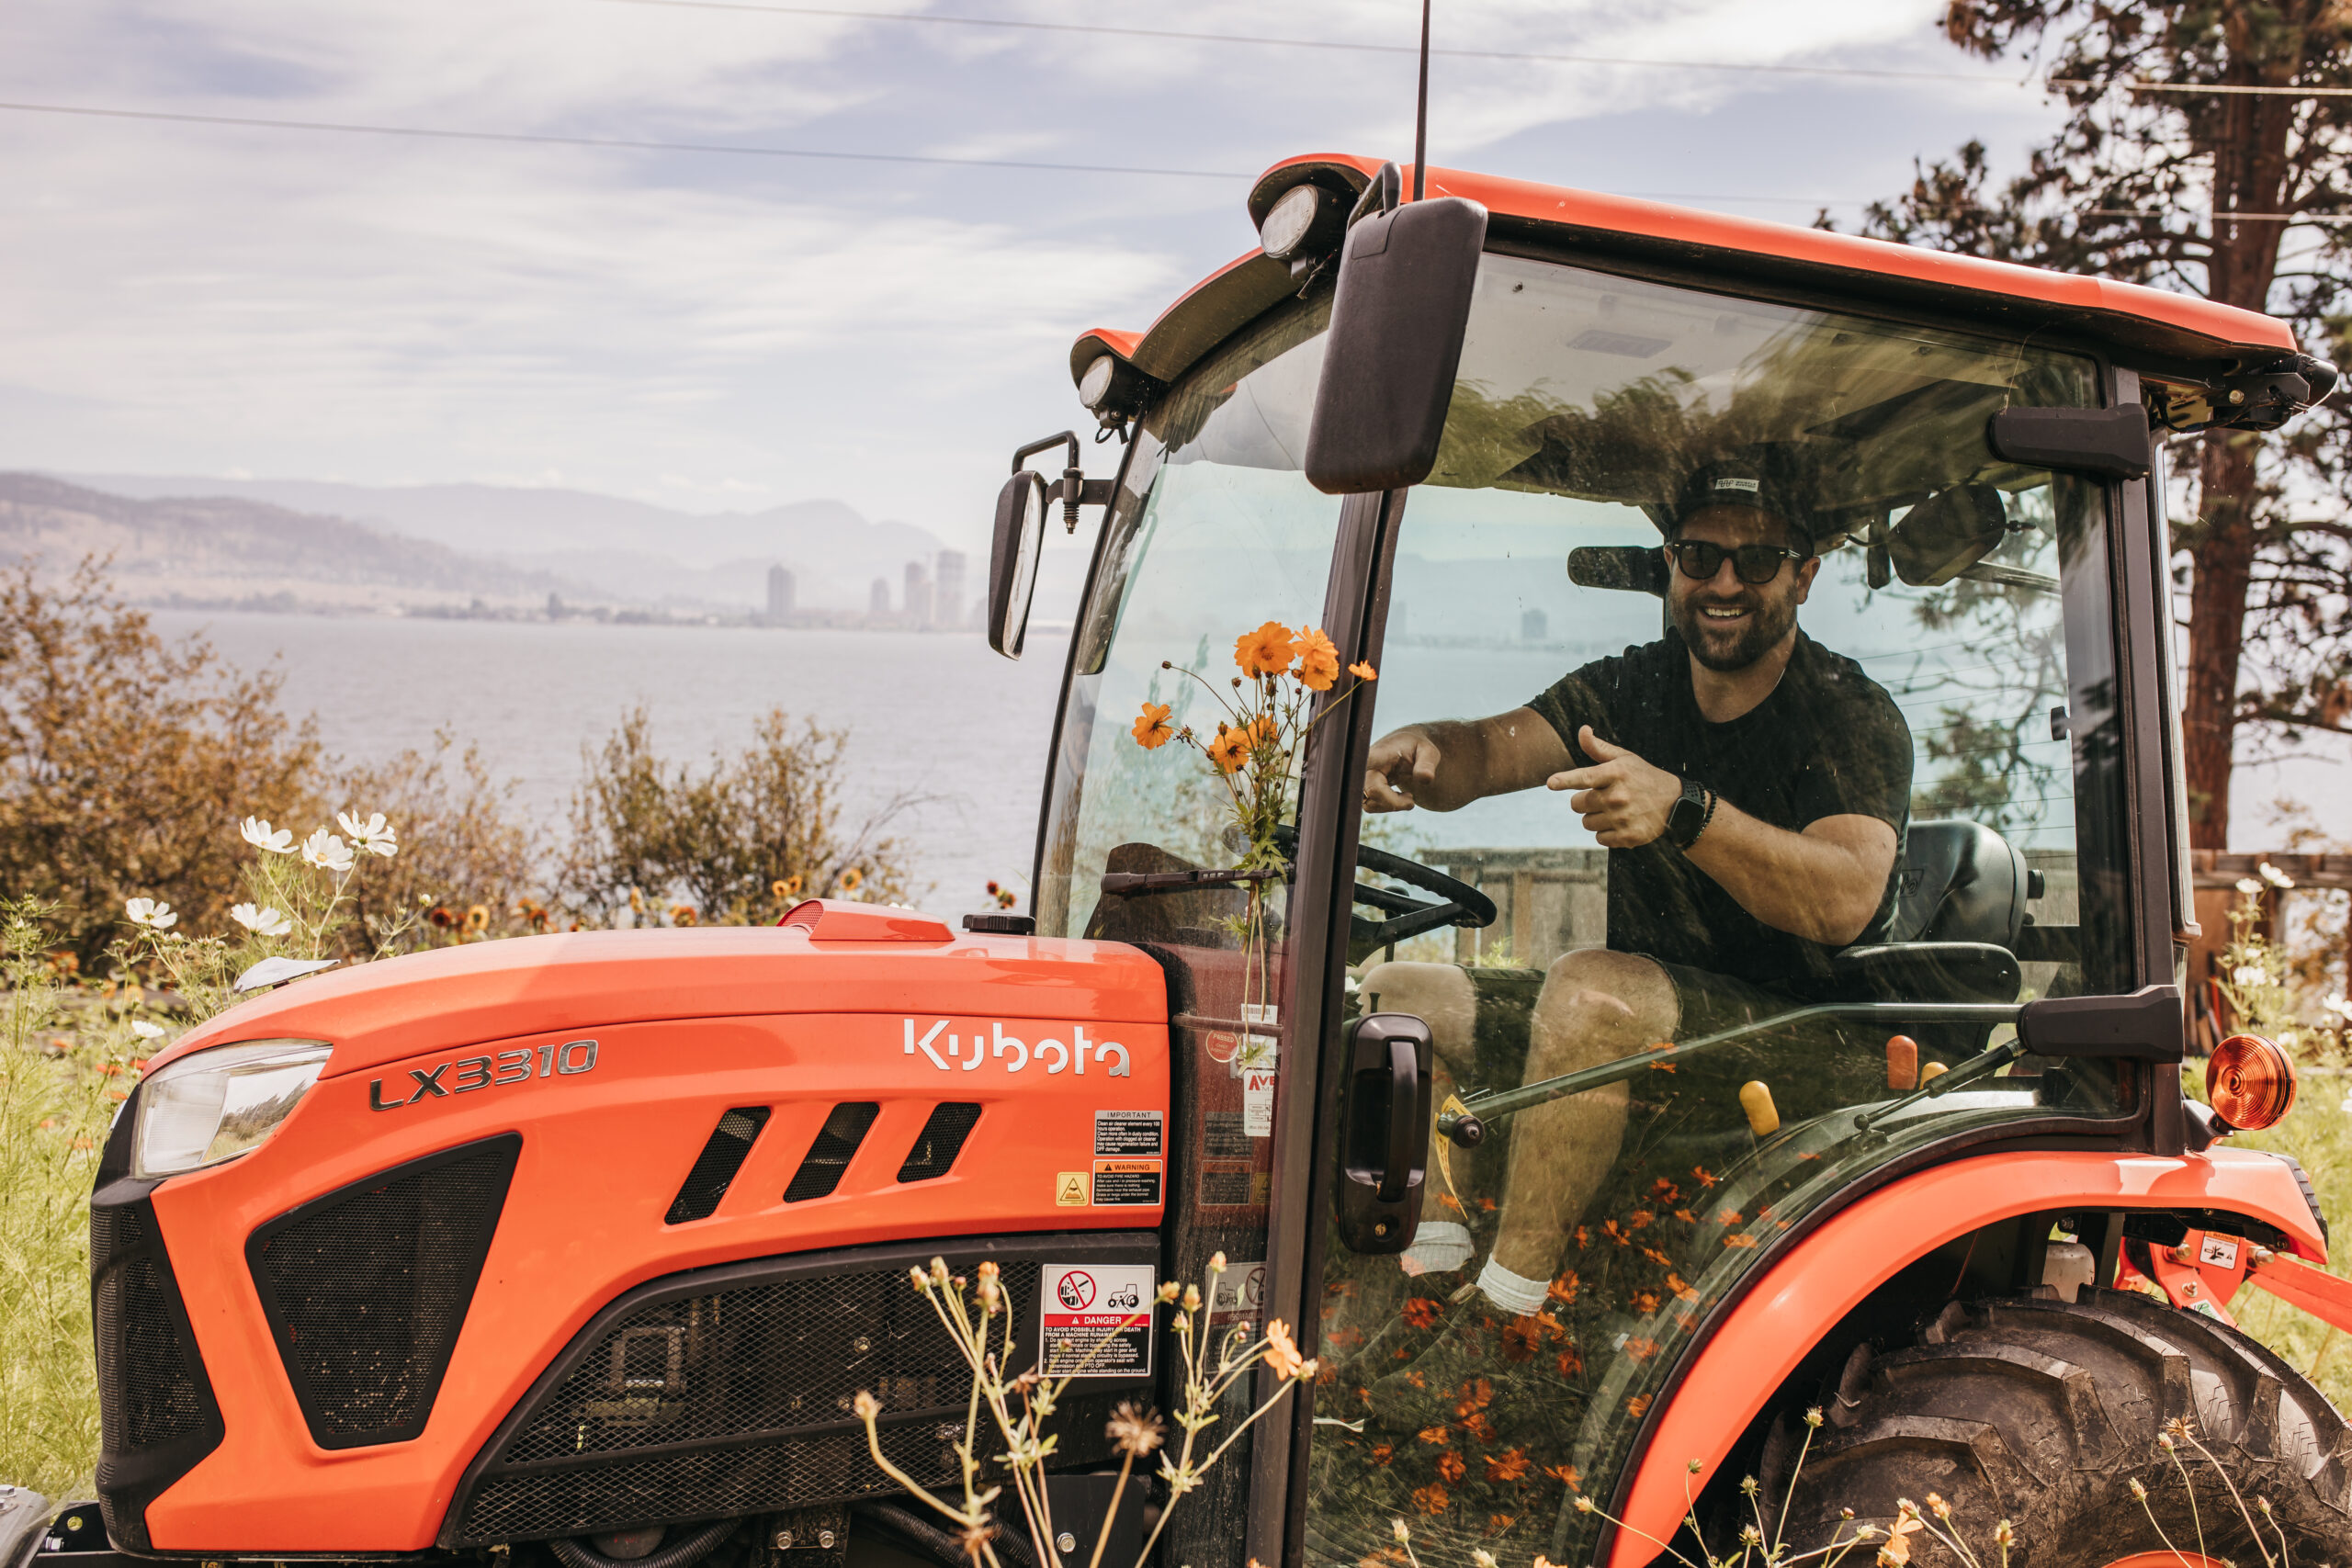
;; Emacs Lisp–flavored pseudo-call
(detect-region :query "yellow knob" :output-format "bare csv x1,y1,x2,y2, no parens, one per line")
1739,1080,1780,1138
1920,1061,1950,1084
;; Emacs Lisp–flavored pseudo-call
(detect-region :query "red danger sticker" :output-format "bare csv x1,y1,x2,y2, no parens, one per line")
1038,1264,1155,1378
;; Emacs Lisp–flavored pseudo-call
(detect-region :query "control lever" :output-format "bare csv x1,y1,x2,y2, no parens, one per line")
1335,1013,1432,1255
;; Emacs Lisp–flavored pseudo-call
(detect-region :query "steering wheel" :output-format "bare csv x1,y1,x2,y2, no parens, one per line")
1272,826,1498,962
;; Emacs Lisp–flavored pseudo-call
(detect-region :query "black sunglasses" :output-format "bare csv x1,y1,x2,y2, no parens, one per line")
1663,539,1809,585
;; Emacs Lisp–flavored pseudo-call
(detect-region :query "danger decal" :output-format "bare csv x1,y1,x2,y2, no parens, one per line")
1038,1264,1155,1377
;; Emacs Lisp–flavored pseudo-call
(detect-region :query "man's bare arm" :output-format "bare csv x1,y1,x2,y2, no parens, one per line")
1555,724,1896,947
1684,808,1896,947
1363,707,1572,814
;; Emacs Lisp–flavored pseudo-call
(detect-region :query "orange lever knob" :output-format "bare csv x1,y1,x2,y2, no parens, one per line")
1885,1035,1918,1092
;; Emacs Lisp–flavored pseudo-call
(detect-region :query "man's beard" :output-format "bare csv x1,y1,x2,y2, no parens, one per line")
1672,588,1798,672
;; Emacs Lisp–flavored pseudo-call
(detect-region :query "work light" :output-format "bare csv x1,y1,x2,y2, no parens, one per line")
133,1038,333,1179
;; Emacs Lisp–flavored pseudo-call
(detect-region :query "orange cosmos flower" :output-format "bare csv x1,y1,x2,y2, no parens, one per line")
1295,627,1341,691
1235,620,1297,678
1205,725,1250,773
1349,660,1377,681
1131,702,1173,749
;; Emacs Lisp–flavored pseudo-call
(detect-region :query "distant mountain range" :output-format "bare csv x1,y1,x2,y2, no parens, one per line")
11,472,976,615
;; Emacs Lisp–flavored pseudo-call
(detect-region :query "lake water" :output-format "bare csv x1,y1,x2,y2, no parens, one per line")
150,612,1070,916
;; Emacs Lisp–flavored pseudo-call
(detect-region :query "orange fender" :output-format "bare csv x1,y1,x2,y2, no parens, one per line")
1607,1147,2324,1568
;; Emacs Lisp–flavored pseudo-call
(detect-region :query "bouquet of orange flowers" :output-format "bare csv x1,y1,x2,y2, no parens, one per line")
1129,620,1374,877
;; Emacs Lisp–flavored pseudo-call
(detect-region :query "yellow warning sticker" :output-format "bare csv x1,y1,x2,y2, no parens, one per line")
1056,1170,1091,1206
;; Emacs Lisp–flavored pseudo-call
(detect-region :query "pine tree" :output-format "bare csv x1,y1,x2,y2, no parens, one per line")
1855,2,2352,846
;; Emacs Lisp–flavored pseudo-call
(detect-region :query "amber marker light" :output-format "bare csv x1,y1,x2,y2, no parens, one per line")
2208,1032,2299,1132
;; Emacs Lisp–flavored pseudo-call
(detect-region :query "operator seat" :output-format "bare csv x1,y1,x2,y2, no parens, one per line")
1831,819,2030,1045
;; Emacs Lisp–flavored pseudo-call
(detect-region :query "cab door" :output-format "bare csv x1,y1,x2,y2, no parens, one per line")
1251,253,2141,1568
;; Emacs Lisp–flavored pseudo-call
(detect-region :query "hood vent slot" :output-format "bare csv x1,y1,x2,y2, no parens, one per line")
897,1103,982,1183
784,1102,880,1202
665,1107,772,1224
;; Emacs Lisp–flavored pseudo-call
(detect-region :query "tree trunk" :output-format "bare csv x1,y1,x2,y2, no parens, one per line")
2185,434,2260,846
2178,0,2301,849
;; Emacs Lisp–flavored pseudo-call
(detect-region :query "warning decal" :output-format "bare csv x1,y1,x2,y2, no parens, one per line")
1039,1264,1156,1376
1093,1110,1164,1157
1055,1171,1091,1206
1091,1158,1162,1206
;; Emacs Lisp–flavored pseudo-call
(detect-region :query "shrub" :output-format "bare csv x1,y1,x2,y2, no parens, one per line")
559,705,917,925
0,560,322,966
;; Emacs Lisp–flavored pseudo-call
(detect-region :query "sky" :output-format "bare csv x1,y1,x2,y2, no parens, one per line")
0,0,2075,548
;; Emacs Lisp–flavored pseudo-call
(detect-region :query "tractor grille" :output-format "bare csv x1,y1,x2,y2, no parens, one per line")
90,1172,223,1553
247,1134,519,1449
94,1216,207,1450
443,1233,1156,1547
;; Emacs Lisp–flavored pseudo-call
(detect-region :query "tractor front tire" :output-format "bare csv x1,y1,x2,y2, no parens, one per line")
1766,1288,2352,1566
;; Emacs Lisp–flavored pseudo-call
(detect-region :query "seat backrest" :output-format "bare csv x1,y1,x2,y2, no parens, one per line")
1888,819,2028,948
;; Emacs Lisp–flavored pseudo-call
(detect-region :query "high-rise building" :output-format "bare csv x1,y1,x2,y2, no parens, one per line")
869,578,892,617
934,550,967,631
903,561,934,627
766,565,795,622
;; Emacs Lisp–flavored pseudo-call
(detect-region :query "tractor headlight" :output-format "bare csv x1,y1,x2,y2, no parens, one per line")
133,1039,333,1179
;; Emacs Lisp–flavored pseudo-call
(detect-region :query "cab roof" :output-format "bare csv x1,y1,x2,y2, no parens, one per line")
1069,152,2298,396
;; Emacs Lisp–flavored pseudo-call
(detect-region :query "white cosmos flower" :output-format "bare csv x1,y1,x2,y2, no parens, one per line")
130,1020,164,1040
124,897,177,930
230,902,295,938
2233,964,2268,987
241,817,295,854
300,829,356,873
335,809,399,858
2324,995,2352,1022
2236,877,2265,896
2261,861,2297,890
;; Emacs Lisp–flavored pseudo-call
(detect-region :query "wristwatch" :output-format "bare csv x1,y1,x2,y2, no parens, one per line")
1667,777,1714,850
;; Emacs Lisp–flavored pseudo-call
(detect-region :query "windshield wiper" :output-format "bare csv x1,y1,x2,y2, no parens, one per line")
1101,865,1287,897
1435,1001,2023,1146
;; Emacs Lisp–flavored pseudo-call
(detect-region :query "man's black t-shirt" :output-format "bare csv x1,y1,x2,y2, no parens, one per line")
1526,629,1913,996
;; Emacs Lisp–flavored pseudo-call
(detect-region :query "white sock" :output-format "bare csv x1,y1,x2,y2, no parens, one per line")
1476,1257,1550,1317
1400,1220,1472,1276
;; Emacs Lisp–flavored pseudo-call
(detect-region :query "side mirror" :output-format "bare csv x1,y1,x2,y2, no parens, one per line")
1567,545,1668,597
1304,185,1489,495
1884,482,2009,588
988,469,1046,659
989,431,1119,660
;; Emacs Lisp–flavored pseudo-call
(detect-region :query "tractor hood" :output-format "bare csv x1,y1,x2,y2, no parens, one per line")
154,918,1168,1082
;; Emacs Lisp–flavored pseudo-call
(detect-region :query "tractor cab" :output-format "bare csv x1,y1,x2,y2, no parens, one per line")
990,154,2339,1564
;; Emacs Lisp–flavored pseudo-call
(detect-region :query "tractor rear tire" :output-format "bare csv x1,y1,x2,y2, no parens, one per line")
1763,1288,2352,1566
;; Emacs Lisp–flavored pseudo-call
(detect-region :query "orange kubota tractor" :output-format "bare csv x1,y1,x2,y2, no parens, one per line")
14,152,2352,1568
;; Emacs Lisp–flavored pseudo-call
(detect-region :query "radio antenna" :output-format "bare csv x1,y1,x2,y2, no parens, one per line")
1412,0,1430,200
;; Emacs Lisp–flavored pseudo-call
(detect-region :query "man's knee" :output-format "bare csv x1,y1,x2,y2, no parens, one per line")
1528,949,1674,1069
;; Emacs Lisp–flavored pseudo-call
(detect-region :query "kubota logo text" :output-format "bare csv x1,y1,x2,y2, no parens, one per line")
370,1039,599,1111
903,1020,1131,1077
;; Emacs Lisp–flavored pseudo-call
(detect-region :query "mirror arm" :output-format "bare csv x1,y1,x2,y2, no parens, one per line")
1044,476,1117,531
1007,430,1114,532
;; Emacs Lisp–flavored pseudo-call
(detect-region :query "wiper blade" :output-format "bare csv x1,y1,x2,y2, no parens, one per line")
1101,865,1287,897
1436,1000,2022,1146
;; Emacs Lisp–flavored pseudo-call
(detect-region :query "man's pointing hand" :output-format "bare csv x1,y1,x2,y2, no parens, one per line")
1548,725,1685,848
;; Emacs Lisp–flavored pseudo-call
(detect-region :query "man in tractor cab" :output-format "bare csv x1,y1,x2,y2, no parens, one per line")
1355,447,1913,1424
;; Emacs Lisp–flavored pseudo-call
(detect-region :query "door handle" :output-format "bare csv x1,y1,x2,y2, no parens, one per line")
1336,1013,1433,1253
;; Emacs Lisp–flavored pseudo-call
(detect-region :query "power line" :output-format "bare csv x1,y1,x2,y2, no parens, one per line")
0,98,1243,177
0,97,1877,206
596,0,2041,86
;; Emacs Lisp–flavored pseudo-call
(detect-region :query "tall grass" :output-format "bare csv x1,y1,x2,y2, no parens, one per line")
0,901,119,1498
